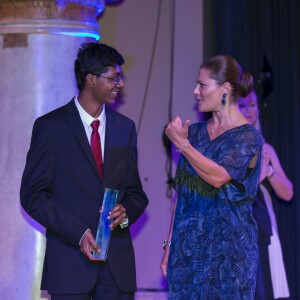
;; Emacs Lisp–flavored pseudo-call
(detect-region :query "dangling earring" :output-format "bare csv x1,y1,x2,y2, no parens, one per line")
221,93,227,105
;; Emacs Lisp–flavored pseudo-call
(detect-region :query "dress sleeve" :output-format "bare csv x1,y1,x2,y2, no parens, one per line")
213,127,263,202
215,128,262,182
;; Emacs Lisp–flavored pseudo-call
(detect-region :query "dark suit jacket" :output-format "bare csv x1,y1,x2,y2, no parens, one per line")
20,99,149,294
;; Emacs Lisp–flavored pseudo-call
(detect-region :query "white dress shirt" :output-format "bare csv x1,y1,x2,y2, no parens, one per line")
74,96,106,162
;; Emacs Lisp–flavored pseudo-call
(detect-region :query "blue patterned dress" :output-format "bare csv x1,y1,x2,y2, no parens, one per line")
167,122,263,300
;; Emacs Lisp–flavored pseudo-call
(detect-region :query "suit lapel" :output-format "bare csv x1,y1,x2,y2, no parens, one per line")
64,99,101,181
103,107,115,184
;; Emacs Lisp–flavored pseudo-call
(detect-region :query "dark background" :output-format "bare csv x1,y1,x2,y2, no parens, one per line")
203,0,300,298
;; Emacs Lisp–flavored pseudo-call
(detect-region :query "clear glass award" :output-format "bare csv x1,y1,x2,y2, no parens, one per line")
93,188,118,260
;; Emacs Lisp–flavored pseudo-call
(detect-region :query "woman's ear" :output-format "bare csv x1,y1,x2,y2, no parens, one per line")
222,82,231,94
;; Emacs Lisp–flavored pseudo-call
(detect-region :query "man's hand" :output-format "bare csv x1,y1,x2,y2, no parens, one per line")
108,204,127,230
80,230,101,261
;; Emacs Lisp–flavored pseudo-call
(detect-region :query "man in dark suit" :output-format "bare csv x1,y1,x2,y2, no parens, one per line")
20,43,149,300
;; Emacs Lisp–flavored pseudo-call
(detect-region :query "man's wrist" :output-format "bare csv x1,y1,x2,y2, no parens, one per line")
79,228,91,246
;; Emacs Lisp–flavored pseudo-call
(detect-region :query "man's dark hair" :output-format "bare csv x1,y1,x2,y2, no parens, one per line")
74,43,125,91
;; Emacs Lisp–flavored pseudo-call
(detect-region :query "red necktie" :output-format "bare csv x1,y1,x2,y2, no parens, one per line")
91,120,103,178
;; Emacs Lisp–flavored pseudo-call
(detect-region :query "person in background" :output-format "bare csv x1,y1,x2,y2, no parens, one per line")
161,55,263,299
20,43,149,300
239,90,293,300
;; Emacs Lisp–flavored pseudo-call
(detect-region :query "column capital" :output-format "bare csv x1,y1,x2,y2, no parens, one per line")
0,0,104,22
0,0,104,39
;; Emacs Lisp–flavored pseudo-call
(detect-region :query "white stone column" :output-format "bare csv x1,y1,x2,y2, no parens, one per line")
0,1,104,299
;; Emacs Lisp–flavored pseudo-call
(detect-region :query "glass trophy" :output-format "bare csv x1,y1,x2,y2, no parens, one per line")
93,188,118,260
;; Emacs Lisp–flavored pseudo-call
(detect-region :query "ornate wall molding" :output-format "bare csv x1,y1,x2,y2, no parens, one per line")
0,0,104,38
0,0,104,22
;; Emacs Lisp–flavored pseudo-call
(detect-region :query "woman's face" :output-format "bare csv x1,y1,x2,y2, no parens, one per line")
194,68,224,112
238,91,259,126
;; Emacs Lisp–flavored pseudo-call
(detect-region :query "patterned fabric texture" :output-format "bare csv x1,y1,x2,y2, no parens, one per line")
167,122,263,300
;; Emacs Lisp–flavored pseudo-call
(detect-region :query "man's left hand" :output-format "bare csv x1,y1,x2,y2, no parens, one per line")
108,204,127,230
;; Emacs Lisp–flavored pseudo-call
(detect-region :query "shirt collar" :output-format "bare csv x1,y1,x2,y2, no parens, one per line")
74,96,106,127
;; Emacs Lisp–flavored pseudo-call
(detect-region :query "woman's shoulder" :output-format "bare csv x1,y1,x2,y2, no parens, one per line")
239,123,262,137
189,121,207,130
227,124,263,148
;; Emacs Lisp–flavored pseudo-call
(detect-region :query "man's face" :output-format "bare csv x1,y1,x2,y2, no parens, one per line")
92,65,125,105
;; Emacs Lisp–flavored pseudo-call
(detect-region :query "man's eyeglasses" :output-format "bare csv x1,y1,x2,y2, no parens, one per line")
95,74,125,85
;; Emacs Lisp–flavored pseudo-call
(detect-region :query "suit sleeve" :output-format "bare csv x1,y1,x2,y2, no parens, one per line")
121,124,149,225
20,118,89,245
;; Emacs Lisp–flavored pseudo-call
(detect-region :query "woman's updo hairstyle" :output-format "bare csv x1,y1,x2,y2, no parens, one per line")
200,55,253,102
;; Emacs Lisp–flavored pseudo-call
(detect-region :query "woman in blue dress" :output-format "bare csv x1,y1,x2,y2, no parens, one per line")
161,55,263,300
